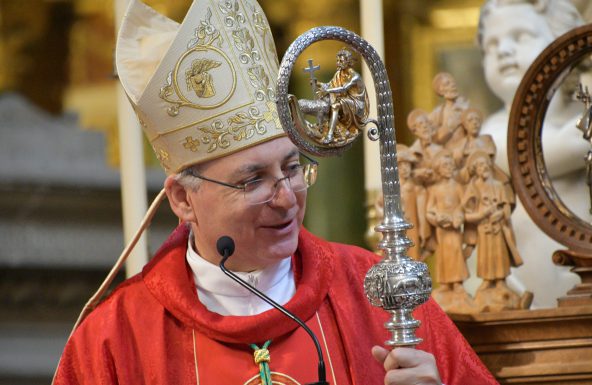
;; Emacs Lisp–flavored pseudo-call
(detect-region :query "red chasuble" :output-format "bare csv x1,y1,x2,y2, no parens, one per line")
54,225,497,385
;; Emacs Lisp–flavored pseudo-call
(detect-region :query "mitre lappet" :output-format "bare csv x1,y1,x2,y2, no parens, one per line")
116,0,286,174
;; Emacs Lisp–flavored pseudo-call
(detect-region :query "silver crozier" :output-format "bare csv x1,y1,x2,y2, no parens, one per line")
276,26,432,347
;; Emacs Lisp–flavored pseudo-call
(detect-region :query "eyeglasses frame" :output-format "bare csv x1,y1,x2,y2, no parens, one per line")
185,152,318,203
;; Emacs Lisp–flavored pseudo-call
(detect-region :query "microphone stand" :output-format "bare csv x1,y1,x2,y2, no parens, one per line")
219,253,329,385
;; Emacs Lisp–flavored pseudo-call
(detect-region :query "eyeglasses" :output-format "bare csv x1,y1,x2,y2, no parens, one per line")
187,153,318,205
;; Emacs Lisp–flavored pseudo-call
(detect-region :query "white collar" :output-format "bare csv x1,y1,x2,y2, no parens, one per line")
185,235,296,316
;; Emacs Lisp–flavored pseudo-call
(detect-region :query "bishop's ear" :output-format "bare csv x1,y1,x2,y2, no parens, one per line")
164,175,198,223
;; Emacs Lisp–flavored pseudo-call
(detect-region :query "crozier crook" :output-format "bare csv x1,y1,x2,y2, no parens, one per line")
276,26,432,348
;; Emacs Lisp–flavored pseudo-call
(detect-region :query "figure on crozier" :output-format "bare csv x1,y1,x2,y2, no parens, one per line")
477,0,588,308
288,48,370,147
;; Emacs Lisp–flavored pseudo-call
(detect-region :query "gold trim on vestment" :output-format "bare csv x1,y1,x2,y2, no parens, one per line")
315,311,337,385
192,329,201,385
191,311,337,384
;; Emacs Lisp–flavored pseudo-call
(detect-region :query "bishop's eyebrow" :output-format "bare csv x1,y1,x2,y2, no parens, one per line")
229,149,300,179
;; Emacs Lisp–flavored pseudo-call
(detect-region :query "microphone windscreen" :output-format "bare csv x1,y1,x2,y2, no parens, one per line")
216,236,235,257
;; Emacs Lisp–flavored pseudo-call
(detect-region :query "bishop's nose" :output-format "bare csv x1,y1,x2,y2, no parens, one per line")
268,178,298,208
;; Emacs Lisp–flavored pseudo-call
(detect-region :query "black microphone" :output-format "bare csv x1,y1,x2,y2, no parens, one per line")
216,236,329,385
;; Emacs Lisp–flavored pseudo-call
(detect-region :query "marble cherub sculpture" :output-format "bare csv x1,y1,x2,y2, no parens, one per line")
477,0,587,307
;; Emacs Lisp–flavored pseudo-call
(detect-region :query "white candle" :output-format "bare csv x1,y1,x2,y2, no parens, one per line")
115,0,149,277
360,0,385,191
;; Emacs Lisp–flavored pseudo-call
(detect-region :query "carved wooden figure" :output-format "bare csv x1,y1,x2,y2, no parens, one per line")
456,108,496,169
463,151,531,312
429,72,469,152
426,151,475,313
407,108,443,187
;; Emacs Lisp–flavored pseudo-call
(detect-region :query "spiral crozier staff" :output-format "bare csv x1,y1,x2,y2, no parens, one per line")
276,26,432,347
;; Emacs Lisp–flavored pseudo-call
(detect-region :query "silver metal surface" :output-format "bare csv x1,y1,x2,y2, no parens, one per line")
276,26,432,348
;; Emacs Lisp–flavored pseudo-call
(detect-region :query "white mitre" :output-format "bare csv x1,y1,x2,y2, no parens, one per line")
116,0,285,174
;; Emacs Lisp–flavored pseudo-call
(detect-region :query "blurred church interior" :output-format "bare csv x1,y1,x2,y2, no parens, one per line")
1,1,591,384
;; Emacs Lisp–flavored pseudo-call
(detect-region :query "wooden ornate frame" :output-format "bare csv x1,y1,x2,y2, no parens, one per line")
508,24,592,254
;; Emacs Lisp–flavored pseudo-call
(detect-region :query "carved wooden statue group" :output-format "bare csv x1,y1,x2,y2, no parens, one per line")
385,72,533,313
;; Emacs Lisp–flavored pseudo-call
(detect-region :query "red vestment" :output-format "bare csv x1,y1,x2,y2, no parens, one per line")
54,225,497,385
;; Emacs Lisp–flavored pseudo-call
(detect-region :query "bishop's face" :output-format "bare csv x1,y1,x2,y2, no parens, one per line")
481,4,554,107
189,137,307,272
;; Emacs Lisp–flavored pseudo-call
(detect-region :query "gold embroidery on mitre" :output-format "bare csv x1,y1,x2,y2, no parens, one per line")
186,59,222,98
178,101,282,157
221,0,275,102
247,65,272,102
183,136,201,152
263,101,281,128
195,105,271,153
141,0,285,173
188,7,222,48
138,116,148,130
218,0,246,28
231,28,259,65
249,2,279,76
159,7,237,116
153,147,171,171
